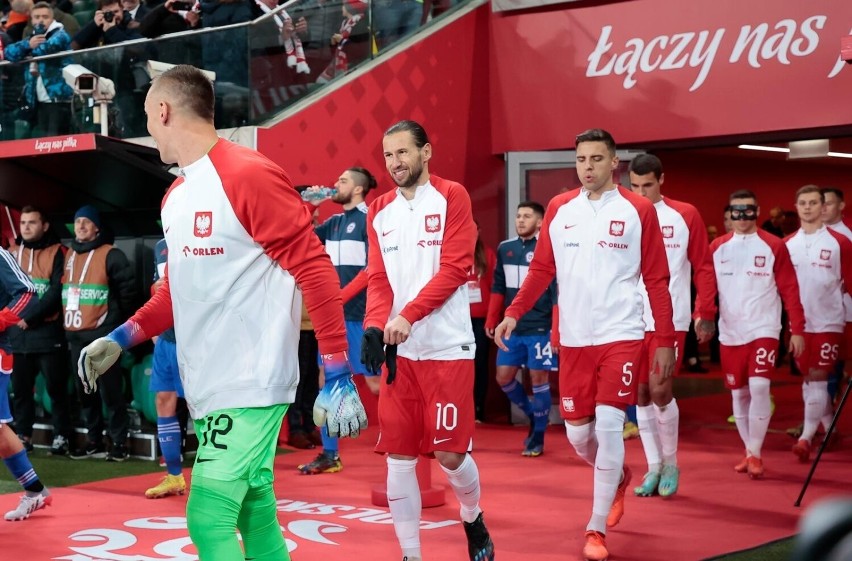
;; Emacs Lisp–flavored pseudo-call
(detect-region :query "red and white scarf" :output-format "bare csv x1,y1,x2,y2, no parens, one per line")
255,0,310,74
316,12,362,84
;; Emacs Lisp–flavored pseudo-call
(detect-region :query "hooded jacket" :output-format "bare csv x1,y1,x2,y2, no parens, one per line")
4,20,73,105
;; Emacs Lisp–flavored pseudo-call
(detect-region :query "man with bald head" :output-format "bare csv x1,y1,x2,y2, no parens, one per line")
75,65,367,560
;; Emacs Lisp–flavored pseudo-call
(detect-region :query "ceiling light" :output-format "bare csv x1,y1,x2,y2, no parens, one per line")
738,144,852,159
737,144,789,153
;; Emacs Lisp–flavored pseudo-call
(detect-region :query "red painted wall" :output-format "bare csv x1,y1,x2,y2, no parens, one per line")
257,6,506,247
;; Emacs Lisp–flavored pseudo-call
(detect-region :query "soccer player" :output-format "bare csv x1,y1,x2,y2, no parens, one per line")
785,185,852,461
144,238,187,499
697,189,805,480
485,200,556,457
361,120,494,561
0,247,53,521
495,129,676,561
299,166,379,475
77,64,366,560
628,154,714,498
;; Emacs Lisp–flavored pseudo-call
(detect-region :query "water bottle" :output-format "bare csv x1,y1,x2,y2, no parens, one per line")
301,186,337,202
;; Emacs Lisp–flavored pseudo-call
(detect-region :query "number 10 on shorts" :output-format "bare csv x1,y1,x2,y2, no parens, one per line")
435,403,458,431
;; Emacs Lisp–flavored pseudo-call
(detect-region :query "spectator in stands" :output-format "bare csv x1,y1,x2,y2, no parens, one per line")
289,0,350,83
3,1,73,136
374,0,420,49
137,0,201,65
315,0,369,84
8,206,71,456
71,0,144,49
468,220,496,423
120,0,150,29
21,0,80,39
0,247,53,522
64,205,137,462
4,0,34,42
73,0,151,135
144,238,188,499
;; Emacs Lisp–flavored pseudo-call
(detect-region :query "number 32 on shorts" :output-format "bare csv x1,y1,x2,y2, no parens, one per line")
200,413,233,450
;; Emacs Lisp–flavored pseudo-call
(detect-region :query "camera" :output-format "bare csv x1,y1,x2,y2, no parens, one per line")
63,64,116,100
103,10,115,22
32,23,46,35
171,1,193,10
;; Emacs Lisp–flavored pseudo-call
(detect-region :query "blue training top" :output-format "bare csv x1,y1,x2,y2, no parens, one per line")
315,202,368,322
492,235,556,334
0,249,38,353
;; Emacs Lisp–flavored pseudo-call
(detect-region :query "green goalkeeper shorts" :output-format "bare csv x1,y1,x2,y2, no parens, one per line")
192,404,288,487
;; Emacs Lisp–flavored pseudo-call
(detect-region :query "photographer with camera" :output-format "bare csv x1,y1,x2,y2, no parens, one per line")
3,1,73,136
71,0,144,50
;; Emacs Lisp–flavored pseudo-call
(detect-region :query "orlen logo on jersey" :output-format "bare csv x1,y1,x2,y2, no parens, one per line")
598,240,628,249
609,220,625,236
417,239,443,248
754,256,766,268
661,225,674,238
194,211,212,238
425,214,442,233
820,249,832,260
183,246,225,257
562,397,575,413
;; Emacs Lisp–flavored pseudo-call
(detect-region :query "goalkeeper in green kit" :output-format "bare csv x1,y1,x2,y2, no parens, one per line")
77,65,367,561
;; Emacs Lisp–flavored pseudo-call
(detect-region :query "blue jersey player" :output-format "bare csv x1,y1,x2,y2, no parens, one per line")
299,167,377,475
486,201,557,456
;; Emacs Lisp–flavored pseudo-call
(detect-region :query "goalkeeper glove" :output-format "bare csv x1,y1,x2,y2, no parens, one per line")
313,351,368,438
361,326,398,384
78,337,123,394
77,320,142,394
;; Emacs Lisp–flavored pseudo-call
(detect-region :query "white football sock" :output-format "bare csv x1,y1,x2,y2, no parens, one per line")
636,404,661,473
747,377,772,458
731,387,751,454
387,457,422,558
802,381,828,442
588,405,625,534
655,398,679,466
440,454,482,524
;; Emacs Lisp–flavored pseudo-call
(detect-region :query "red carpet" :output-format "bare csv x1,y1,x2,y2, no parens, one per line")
4,372,851,560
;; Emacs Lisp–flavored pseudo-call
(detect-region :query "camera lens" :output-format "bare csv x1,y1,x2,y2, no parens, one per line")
103,11,114,22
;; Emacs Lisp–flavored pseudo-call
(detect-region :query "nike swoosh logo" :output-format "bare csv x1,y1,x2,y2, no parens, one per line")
196,458,216,463
164,226,170,233
382,229,395,237
721,259,730,264
564,224,577,229
617,390,631,397
754,368,768,374
433,437,452,445
388,497,405,502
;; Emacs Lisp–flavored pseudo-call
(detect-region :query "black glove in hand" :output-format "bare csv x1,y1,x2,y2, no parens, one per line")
385,344,398,384
361,327,385,375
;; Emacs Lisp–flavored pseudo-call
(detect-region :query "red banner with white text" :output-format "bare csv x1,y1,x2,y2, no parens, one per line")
489,0,852,151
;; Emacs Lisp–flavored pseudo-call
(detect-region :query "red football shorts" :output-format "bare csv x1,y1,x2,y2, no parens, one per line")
557,339,643,420
375,357,475,457
795,332,842,374
637,331,686,384
720,337,778,389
